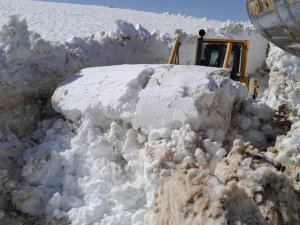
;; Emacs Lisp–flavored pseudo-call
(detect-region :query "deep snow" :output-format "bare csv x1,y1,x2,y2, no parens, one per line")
0,0,300,225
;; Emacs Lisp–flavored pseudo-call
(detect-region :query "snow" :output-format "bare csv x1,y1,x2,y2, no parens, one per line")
53,64,247,142
0,0,268,73
131,65,246,141
0,0,300,225
0,0,224,42
52,65,156,123
14,65,245,224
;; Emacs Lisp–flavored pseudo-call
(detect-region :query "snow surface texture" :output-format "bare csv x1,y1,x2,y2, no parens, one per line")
0,0,236,42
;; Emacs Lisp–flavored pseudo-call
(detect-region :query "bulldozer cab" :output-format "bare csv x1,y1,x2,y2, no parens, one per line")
168,29,256,98
201,43,242,80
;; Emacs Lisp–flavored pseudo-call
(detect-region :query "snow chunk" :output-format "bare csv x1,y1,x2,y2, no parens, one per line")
132,65,247,141
52,65,155,124
114,20,138,37
53,65,247,141
13,186,45,215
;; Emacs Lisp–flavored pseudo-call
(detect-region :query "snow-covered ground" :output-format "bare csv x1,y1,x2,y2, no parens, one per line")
0,0,300,225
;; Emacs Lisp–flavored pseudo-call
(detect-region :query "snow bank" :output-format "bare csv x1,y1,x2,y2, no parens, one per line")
0,16,169,136
0,0,227,42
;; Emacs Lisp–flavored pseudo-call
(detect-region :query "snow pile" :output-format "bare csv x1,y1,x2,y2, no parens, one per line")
265,120,300,192
266,46,300,82
53,65,246,141
132,66,247,141
12,65,248,224
274,121,300,167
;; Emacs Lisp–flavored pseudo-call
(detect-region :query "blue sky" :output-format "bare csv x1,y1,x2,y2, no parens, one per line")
40,0,248,21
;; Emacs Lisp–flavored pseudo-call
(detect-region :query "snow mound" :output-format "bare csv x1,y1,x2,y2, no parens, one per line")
52,65,247,141
12,64,248,224
52,65,156,123
132,65,246,141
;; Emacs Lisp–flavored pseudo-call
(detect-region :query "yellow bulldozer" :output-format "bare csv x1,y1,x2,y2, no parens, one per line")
168,30,258,98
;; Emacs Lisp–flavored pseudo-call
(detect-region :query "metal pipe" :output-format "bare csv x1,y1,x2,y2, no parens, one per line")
223,42,233,68
195,36,204,65
168,39,181,64
195,29,206,65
